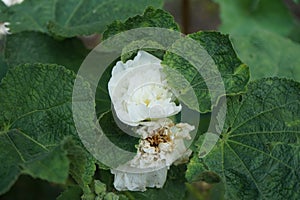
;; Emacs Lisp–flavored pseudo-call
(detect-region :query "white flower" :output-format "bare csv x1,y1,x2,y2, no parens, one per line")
131,118,194,168
108,50,181,126
0,22,10,36
111,119,194,191
1,0,24,6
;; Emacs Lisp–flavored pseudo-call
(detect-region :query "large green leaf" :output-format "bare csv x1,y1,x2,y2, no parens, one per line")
230,30,300,82
214,0,295,36
0,0,163,37
186,78,300,199
0,64,81,194
162,31,249,112
4,32,89,72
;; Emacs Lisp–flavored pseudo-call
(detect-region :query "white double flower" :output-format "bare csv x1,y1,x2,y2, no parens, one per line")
108,51,194,191
108,51,181,126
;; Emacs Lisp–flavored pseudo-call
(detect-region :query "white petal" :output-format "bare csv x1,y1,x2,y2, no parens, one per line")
0,22,10,36
1,0,24,6
111,167,168,191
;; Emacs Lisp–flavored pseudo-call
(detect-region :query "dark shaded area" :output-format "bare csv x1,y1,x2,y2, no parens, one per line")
0,175,63,200
285,0,300,19
164,0,221,34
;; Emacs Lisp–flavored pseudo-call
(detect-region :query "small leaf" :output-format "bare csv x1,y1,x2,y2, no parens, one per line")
187,78,300,199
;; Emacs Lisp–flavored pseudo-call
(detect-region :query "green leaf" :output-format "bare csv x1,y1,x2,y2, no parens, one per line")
230,30,300,82
4,32,89,72
214,0,295,36
0,64,81,194
187,78,300,199
0,0,163,37
103,7,180,40
162,31,249,112
81,179,128,200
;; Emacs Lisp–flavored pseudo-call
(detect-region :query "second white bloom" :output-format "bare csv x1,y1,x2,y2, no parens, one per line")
111,118,194,191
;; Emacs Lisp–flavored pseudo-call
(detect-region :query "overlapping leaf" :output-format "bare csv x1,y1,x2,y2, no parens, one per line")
186,78,300,199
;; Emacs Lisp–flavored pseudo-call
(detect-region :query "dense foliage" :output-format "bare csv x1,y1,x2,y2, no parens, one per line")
0,0,299,199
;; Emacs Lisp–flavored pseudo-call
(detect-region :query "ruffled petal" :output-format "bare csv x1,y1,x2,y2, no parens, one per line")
111,167,168,191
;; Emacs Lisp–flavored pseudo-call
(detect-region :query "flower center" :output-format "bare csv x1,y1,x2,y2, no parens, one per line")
146,127,172,148
130,84,171,107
